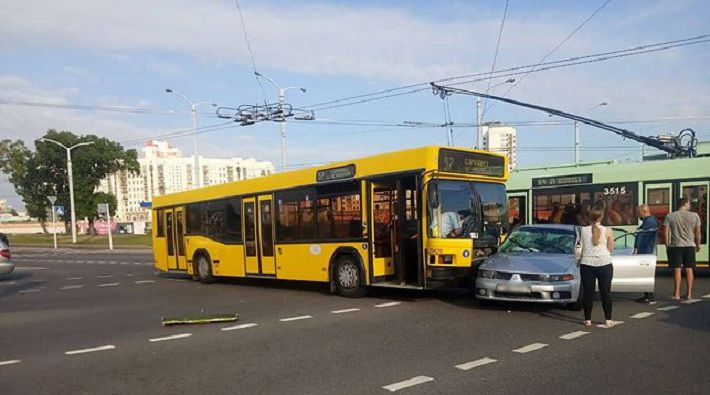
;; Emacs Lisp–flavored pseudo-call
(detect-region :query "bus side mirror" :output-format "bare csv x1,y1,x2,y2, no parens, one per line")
427,183,439,209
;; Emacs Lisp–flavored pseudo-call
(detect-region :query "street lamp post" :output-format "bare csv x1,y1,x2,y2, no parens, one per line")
255,72,306,172
477,78,516,149
47,195,57,249
39,138,94,244
165,89,217,188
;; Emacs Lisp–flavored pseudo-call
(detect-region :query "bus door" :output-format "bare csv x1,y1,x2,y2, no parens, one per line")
644,183,673,263
243,198,259,275
370,182,397,280
166,207,187,270
257,195,276,275
680,181,708,266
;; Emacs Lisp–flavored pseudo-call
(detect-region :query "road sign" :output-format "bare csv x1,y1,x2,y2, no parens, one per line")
47,195,57,205
139,201,152,208
97,203,109,215
55,206,64,216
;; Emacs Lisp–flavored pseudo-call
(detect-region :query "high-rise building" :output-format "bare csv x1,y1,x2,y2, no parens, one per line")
99,140,274,221
481,122,517,171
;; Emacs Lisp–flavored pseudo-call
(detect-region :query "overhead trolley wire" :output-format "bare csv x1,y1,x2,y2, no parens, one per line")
482,0,510,118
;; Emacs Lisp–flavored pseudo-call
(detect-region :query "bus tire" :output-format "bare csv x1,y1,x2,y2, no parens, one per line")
195,252,215,284
335,255,367,298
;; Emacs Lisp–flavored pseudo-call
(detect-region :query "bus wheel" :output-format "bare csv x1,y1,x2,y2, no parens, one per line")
195,253,215,284
335,256,366,298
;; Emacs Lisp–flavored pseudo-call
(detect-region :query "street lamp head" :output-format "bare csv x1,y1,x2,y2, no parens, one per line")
165,88,173,93
505,78,516,83
300,88,306,93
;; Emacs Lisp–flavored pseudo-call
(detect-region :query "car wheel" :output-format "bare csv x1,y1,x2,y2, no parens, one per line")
195,253,215,284
335,255,367,298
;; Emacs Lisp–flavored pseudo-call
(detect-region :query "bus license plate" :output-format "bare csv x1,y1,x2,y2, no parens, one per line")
496,284,531,294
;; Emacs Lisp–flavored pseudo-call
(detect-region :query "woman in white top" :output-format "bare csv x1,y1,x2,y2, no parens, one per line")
579,207,616,328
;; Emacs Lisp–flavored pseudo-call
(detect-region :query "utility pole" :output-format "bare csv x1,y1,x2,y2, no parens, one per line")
255,72,306,172
574,121,580,163
47,195,57,249
165,89,217,188
40,138,94,244
476,97,482,149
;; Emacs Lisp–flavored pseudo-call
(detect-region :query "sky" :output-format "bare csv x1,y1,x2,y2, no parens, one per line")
1,0,709,210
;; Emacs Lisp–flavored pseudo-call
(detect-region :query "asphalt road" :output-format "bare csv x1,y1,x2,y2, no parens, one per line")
1,247,709,394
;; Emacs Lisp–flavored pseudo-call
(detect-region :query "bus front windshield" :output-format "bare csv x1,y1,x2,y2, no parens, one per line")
427,180,507,240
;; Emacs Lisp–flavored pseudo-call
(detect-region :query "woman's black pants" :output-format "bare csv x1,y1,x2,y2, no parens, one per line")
580,263,613,321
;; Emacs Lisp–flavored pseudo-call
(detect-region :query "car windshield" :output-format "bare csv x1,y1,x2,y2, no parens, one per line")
427,180,507,240
499,227,576,254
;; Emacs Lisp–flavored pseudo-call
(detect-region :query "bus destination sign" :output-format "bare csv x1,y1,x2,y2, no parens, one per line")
532,173,593,188
316,164,356,182
438,149,505,177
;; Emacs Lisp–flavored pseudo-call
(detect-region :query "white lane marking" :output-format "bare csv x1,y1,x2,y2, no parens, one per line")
16,266,49,270
97,275,114,278
702,293,710,299
221,323,258,331
120,262,129,265
66,277,83,280
279,315,313,322
61,285,84,290
559,331,589,340
0,359,21,366
76,261,85,264
631,312,655,319
65,345,116,355
0,281,17,286
455,357,498,371
375,301,402,308
97,261,106,264
331,308,361,314
383,376,434,392
19,288,43,293
597,321,625,328
657,305,680,311
133,262,143,265
681,299,701,305
98,282,120,287
86,260,95,264
108,261,117,265
513,343,548,353
126,273,135,277
134,280,156,284
149,333,192,342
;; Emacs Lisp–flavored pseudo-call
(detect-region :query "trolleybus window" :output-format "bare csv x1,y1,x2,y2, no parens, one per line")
647,188,671,244
508,196,526,228
532,183,637,226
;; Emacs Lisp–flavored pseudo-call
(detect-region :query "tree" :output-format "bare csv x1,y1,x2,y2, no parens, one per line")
0,129,138,233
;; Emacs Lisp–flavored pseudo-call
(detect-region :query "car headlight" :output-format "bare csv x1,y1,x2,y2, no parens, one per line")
478,269,495,279
548,274,575,282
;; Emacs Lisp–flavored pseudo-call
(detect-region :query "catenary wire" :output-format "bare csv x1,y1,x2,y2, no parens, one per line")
482,0,510,118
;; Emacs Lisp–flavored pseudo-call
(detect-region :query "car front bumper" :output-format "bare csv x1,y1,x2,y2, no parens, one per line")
475,277,579,303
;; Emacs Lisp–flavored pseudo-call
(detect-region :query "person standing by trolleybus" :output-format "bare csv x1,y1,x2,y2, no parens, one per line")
579,207,616,328
634,204,658,304
665,197,702,300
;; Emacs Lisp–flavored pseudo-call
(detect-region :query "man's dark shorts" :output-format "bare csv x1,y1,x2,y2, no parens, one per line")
667,246,696,268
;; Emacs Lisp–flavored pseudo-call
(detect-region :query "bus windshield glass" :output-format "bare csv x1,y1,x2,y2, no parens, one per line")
427,180,507,240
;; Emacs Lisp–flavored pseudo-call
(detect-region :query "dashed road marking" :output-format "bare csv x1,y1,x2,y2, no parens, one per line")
97,275,114,278
383,376,434,392
279,315,313,322
559,331,589,340
597,321,625,328
86,260,95,264
109,261,118,265
149,333,192,342
98,282,120,287
331,308,361,314
97,261,106,264
681,299,701,305
65,345,116,355
134,280,156,284
66,277,83,280
19,288,43,293
631,312,655,319
513,343,548,353
702,293,710,299
221,323,258,331
60,285,84,290
0,281,17,286
133,262,143,265
657,305,680,311
0,359,21,366
375,301,402,308
126,273,135,277
17,266,49,270
455,357,497,371
120,262,129,265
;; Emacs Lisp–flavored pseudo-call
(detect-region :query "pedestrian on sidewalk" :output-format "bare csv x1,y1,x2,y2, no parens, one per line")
634,204,658,304
579,207,616,328
664,197,701,300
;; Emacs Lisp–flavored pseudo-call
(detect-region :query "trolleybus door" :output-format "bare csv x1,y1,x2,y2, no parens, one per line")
243,198,259,275
507,192,528,228
680,181,708,265
257,195,276,275
644,183,673,264
166,207,187,270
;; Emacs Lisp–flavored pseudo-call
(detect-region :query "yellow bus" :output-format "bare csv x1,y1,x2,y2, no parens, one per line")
151,146,508,296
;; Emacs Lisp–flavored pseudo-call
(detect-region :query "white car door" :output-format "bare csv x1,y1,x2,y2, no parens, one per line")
610,230,656,293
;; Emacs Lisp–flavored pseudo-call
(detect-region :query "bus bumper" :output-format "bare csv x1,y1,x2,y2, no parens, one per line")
426,266,471,289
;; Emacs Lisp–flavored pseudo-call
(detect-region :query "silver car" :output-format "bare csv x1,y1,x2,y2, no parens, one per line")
474,225,656,307
0,234,14,275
